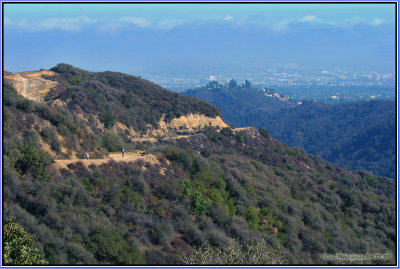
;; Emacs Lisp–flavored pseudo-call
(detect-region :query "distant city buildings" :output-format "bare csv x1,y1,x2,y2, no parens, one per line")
142,67,395,102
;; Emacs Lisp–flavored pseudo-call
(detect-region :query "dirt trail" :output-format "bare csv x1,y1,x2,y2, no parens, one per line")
15,73,30,97
54,134,194,170
130,134,193,143
233,127,253,132
54,151,162,170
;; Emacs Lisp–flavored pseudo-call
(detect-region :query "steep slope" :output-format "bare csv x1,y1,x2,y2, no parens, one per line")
2,66,396,265
184,88,396,178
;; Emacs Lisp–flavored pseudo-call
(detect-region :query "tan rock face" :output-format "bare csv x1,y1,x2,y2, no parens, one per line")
4,70,58,102
167,113,228,130
112,114,228,139
148,113,228,137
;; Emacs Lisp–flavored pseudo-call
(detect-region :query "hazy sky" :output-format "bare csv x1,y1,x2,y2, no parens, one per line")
4,3,396,74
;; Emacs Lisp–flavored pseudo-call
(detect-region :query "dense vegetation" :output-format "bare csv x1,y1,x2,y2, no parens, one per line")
3,85,108,159
46,64,220,132
2,70,396,265
184,87,396,178
3,119,395,264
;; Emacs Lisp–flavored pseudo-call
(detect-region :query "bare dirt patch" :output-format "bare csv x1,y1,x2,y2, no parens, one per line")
4,70,58,102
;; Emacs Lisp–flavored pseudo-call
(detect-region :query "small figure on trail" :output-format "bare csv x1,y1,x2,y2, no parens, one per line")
121,146,125,158
84,152,89,160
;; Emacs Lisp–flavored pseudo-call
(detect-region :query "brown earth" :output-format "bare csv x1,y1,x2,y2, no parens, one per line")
4,70,59,102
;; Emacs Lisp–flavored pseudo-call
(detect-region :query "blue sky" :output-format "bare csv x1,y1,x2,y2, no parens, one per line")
3,3,396,75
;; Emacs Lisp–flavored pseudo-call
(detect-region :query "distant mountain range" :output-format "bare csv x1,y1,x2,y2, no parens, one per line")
184,87,396,178
2,65,395,265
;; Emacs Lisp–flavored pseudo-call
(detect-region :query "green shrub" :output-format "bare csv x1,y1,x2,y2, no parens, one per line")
3,108,11,132
259,128,271,139
162,147,203,175
149,222,174,246
13,144,54,181
211,176,226,190
221,127,234,136
191,191,211,216
201,148,212,158
4,86,19,106
235,134,245,143
66,242,96,264
16,99,34,112
208,188,225,207
68,77,82,85
180,179,192,198
85,228,145,264
285,148,294,156
3,217,48,265
102,131,124,152
245,207,259,230
40,127,60,152
364,174,377,187
99,111,115,129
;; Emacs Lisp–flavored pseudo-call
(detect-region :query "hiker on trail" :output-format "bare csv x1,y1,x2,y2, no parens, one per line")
84,152,89,160
121,146,125,158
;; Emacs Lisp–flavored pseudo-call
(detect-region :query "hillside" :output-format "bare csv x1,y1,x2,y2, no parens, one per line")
184,88,396,178
3,65,227,159
2,66,396,265
4,64,225,139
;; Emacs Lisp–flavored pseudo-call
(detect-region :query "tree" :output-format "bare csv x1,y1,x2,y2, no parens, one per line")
3,217,48,265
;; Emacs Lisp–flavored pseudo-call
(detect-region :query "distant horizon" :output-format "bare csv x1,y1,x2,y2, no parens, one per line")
4,2,396,76
4,61,396,75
